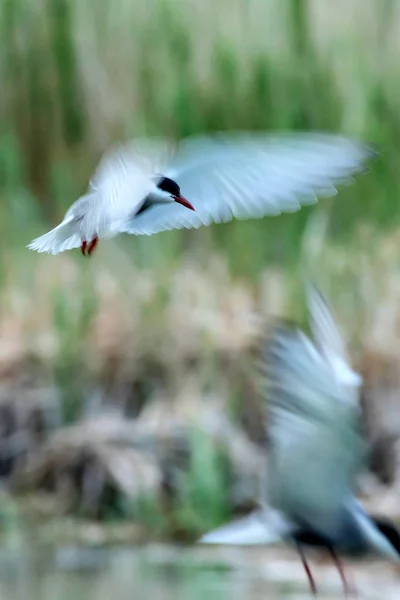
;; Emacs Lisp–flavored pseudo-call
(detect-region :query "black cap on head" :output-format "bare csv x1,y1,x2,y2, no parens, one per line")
156,176,181,197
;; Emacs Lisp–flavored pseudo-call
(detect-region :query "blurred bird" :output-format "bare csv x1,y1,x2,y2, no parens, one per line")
200,285,400,597
27,132,376,256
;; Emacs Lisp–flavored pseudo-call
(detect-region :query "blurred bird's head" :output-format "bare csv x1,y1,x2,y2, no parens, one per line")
156,176,195,211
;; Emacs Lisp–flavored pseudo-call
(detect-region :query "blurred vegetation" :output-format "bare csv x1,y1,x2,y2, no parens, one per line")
0,0,399,538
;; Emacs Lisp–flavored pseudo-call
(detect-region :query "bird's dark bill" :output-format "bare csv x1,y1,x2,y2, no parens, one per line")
174,195,195,211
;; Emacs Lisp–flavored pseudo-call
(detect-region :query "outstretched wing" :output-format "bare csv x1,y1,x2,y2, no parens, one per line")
122,132,376,235
89,138,176,214
259,286,365,537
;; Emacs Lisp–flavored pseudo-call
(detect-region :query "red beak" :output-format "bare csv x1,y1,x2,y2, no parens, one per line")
173,195,195,211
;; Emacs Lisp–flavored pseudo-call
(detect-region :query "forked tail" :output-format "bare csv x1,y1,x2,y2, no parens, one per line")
27,219,81,255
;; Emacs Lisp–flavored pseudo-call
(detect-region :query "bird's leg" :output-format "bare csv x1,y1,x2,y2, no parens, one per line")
80,237,98,256
296,543,317,596
328,548,357,598
87,236,99,255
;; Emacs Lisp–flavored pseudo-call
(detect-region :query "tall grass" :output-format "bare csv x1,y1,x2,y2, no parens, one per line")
1,0,400,421
1,1,400,233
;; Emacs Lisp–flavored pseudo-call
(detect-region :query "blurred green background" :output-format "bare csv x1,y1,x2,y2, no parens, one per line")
0,0,400,597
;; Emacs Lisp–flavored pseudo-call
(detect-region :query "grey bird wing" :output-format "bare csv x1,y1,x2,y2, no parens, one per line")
199,509,293,546
121,132,377,235
259,285,366,536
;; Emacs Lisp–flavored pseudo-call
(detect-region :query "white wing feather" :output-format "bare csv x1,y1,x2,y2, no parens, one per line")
89,138,175,197
306,285,362,389
88,139,176,218
122,132,376,235
199,510,292,546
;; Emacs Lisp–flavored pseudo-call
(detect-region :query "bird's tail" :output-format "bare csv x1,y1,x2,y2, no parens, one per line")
27,219,81,255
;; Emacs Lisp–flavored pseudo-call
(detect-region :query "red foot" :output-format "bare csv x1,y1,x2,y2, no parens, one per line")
297,544,317,596
80,237,99,257
329,549,357,598
88,236,99,255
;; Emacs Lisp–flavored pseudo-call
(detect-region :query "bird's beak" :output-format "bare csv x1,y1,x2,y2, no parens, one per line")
173,195,195,211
